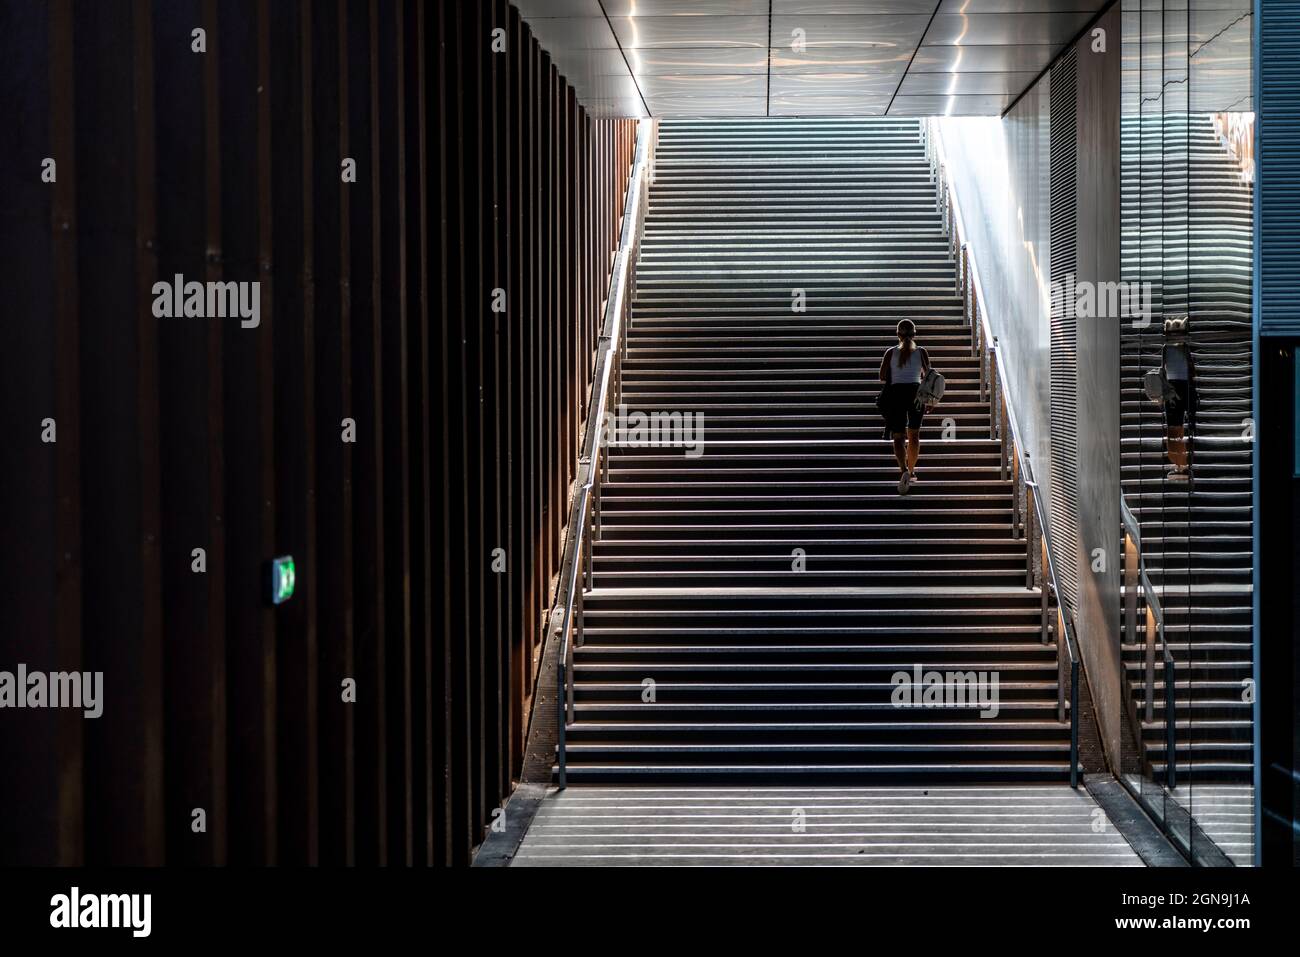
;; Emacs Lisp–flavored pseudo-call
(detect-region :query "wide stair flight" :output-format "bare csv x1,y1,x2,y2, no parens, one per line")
555,118,1073,784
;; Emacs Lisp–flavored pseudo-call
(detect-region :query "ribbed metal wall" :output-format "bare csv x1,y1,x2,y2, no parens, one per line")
1257,0,1300,864
0,0,634,868
1049,48,1082,616
1259,0,1300,335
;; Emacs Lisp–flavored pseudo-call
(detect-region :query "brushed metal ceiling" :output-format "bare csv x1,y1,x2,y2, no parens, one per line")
511,0,1253,118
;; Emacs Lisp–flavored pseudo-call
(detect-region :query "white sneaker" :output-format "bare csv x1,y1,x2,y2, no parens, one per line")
908,470,919,484
898,472,911,495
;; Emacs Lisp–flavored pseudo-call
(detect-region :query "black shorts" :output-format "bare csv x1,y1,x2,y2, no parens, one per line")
883,383,924,434
1165,380,1192,428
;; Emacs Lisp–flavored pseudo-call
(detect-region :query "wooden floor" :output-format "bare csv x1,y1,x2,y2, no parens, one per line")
511,786,1144,866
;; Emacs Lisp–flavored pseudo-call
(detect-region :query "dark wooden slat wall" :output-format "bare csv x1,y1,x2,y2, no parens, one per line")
1,0,635,867
0,0,84,867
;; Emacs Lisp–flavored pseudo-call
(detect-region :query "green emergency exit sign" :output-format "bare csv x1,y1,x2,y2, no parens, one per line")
270,555,296,605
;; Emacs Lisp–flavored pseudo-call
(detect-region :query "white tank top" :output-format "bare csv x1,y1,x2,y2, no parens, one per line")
891,345,925,384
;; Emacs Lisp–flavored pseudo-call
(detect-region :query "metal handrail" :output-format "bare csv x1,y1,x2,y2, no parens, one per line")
925,119,1082,788
1122,496,1177,789
553,119,654,788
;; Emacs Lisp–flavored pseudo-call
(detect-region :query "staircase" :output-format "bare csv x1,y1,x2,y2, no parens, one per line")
555,118,1072,783
1120,113,1255,782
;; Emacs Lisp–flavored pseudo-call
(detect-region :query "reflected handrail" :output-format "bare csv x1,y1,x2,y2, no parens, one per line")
1122,495,1177,789
552,119,654,788
925,119,1081,787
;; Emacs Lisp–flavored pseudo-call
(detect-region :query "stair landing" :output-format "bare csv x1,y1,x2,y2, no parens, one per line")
511,786,1141,866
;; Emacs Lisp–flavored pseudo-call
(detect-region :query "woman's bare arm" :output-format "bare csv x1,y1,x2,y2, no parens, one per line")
879,348,892,383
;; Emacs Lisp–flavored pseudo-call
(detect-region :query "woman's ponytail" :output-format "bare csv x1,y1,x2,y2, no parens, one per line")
896,319,916,366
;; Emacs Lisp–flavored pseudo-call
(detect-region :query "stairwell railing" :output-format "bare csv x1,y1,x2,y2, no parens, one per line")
1121,496,1177,789
924,118,1081,787
551,118,654,788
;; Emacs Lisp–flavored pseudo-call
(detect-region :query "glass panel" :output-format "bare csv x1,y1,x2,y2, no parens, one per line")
1120,0,1255,864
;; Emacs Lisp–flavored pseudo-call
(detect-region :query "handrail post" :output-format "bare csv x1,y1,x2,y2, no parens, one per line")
1057,607,1067,723
557,658,567,789
951,196,961,260
556,608,570,790
577,570,586,642
1040,538,1051,643
1144,605,1156,723
551,119,654,787
612,334,622,409
1010,446,1021,537
988,344,999,437
998,391,1009,482
1024,484,1035,588
1165,650,1176,790
594,450,604,542
1070,657,1080,789
1124,531,1138,658
582,496,594,599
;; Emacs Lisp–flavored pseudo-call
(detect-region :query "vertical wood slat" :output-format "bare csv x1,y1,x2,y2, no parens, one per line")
378,0,413,865
525,24,539,706
50,0,85,867
567,87,577,487
300,0,320,866
433,0,452,868
446,0,471,868
413,0,433,869
558,75,570,559
543,59,553,665
215,0,267,868
267,0,315,866
397,0,423,867
470,0,486,851
313,0,351,866
496,0,512,807
336,0,356,867
198,0,228,869
507,2,526,785
252,0,279,865
486,0,506,830
350,0,387,867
